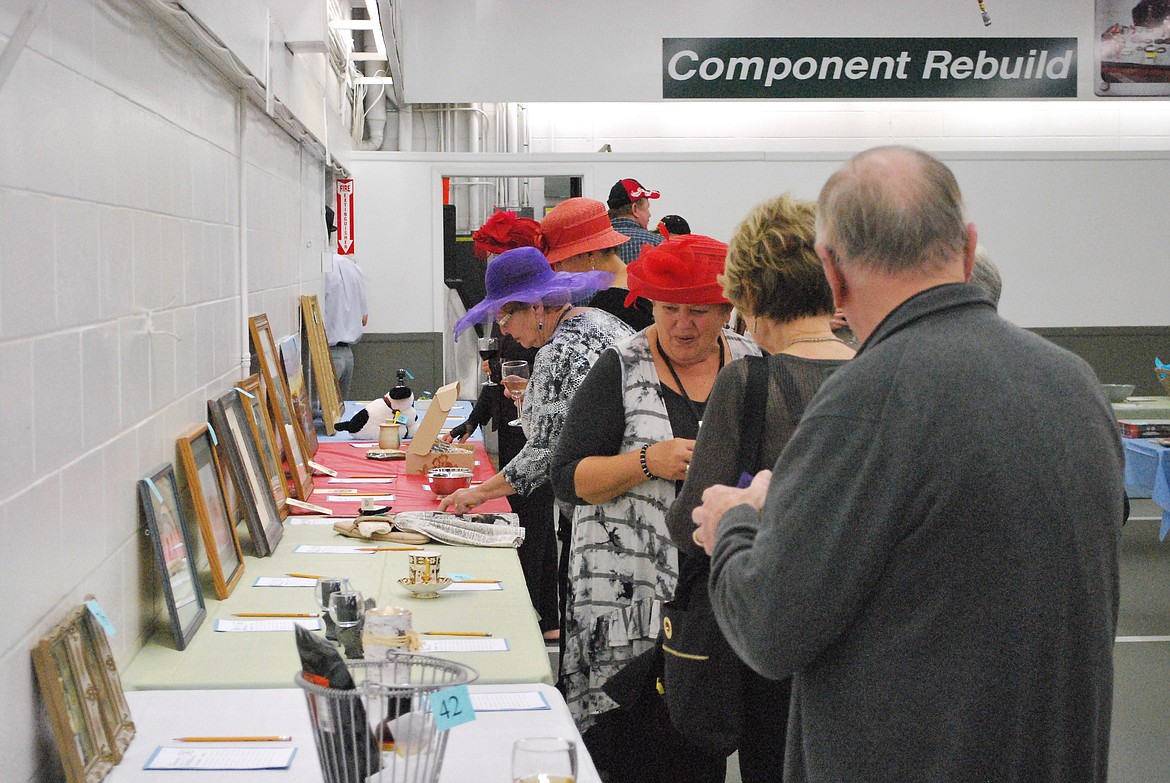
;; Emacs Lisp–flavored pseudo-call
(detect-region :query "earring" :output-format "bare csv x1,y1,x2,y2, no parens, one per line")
538,321,544,330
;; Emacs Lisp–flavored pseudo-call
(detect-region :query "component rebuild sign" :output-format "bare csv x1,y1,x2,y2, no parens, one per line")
663,38,1077,99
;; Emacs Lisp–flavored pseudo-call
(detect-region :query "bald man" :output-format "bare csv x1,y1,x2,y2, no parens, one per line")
693,146,1123,783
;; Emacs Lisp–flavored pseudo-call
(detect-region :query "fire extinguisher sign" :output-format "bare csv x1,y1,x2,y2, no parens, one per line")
336,179,355,254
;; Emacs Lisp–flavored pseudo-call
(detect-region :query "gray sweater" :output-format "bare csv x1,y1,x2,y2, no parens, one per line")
710,283,1124,783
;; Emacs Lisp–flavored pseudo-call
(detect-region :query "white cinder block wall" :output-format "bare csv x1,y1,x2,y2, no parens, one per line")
0,1,327,779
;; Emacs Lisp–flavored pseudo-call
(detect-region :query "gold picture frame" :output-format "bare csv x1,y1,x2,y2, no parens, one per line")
32,599,136,783
301,294,345,435
236,374,290,519
177,424,246,599
248,313,314,501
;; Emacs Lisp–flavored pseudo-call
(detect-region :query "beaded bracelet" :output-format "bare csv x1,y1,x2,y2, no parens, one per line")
639,444,654,479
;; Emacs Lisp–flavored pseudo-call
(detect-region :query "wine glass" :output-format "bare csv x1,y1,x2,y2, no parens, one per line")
512,737,577,783
329,589,364,630
501,360,530,428
478,336,500,386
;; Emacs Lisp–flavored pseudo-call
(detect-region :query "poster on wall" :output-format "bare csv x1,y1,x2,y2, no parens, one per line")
662,38,1077,99
1096,0,1170,95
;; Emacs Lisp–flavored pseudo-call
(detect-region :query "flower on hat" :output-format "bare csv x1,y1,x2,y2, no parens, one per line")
624,234,730,307
472,210,542,259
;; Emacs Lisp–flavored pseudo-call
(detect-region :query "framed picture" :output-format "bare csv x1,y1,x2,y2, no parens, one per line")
207,400,246,534
177,424,246,599
209,388,284,557
278,333,320,455
249,313,314,501
301,294,345,435
138,465,206,651
236,374,289,519
32,600,136,783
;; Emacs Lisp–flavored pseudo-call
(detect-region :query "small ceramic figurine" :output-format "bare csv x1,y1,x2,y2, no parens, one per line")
335,369,421,440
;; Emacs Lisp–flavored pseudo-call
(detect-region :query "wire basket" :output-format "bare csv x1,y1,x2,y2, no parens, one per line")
295,654,478,783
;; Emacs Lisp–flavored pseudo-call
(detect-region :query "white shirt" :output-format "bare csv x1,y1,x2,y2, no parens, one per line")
323,253,368,345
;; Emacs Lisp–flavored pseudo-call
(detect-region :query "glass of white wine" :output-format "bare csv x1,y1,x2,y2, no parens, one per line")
511,736,577,783
501,360,530,428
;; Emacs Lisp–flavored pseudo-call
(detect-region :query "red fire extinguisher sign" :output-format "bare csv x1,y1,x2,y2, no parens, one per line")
336,179,354,254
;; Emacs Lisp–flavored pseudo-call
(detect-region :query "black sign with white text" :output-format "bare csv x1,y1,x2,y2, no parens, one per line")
663,38,1078,99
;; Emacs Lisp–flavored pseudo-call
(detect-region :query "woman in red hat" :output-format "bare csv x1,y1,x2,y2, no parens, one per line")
541,197,654,331
550,234,761,780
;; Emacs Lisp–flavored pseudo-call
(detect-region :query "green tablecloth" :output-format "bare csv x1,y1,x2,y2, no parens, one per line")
1112,396,1170,423
121,523,552,689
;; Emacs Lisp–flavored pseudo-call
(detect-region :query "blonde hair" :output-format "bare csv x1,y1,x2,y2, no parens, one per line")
722,194,834,321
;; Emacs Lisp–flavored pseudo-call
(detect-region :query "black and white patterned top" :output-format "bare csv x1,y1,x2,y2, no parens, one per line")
502,309,634,496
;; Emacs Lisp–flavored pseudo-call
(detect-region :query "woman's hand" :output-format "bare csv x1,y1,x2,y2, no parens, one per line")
691,470,771,555
443,421,473,444
438,486,483,514
645,438,695,482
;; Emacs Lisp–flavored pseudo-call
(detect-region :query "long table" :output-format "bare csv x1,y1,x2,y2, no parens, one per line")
1112,395,1170,423
107,684,600,782
1123,437,1170,540
120,436,551,689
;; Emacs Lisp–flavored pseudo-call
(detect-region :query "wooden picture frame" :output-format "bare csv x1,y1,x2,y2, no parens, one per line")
209,389,284,557
301,294,345,435
177,424,246,599
278,333,319,455
248,314,314,501
207,400,246,534
138,465,206,651
236,374,289,519
32,600,136,783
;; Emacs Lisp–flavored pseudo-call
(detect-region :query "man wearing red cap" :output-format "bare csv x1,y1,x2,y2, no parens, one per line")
607,178,664,265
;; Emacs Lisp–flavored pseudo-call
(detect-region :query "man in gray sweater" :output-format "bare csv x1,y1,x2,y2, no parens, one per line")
692,146,1124,782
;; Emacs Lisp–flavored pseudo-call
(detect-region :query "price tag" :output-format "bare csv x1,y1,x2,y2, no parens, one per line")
86,599,117,636
428,684,475,731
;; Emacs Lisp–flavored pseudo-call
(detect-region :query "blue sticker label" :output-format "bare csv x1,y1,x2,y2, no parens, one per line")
144,477,163,502
235,386,256,399
86,599,117,637
428,684,475,731
207,422,218,446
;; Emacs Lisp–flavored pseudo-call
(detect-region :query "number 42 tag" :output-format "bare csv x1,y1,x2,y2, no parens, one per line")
428,684,476,731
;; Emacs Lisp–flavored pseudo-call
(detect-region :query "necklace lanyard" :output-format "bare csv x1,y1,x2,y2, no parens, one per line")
656,336,725,426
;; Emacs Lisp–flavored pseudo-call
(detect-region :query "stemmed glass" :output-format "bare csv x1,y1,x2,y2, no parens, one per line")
501,360,530,428
512,737,577,783
478,337,500,386
328,589,364,631
315,577,348,640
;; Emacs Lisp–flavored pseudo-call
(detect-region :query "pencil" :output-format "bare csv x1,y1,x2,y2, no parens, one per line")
357,546,422,551
286,573,325,579
421,631,493,637
454,579,500,584
175,735,292,742
232,613,319,618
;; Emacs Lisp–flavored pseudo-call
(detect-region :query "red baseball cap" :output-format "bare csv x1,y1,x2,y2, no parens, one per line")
607,178,661,209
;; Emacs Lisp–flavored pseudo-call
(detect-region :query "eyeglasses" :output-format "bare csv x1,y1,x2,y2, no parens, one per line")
496,305,526,328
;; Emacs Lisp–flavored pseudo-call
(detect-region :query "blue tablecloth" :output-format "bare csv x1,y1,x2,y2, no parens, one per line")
1123,438,1170,539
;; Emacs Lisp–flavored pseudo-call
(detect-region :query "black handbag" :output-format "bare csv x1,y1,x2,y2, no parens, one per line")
660,354,774,755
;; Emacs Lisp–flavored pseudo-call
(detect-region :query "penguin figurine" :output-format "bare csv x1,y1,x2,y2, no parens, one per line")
334,369,420,440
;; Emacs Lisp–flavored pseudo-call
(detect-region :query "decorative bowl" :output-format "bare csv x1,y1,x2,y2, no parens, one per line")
1102,383,1135,403
427,467,473,497
398,575,452,599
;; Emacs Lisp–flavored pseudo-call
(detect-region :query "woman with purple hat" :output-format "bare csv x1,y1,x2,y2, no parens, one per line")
440,248,634,590
549,235,761,780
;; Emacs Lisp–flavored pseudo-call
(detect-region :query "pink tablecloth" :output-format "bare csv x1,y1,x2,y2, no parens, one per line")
290,440,511,516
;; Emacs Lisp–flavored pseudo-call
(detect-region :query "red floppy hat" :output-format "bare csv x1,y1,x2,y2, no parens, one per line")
625,235,731,307
472,210,542,259
541,198,629,264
